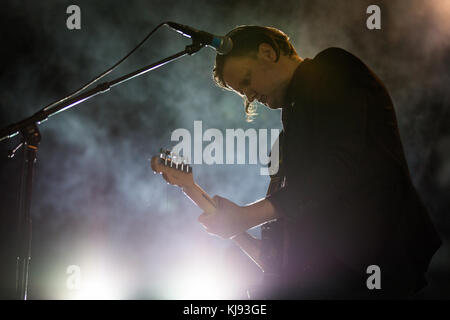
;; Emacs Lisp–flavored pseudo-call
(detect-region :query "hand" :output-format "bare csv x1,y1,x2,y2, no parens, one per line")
198,195,249,239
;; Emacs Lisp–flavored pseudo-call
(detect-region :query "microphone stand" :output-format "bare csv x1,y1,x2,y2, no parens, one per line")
1,40,205,300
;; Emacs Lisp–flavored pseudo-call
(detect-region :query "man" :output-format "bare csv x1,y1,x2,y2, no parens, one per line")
198,26,441,299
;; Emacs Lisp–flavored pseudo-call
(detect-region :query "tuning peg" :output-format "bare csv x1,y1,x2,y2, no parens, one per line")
160,148,171,157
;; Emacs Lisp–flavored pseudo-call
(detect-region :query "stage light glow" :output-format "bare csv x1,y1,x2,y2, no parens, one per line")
70,271,123,300
61,249,129,300
162,257,239,300
425,0,450,48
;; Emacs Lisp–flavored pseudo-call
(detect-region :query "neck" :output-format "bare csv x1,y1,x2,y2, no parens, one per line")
285,56,303,81
277,56,303,108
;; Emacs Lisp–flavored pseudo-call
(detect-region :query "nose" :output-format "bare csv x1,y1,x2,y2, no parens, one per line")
243,88,256,103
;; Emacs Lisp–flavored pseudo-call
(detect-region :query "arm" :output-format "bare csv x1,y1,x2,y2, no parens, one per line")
198,196,278,239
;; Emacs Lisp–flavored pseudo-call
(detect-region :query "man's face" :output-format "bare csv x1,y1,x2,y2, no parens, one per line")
222,44,288,109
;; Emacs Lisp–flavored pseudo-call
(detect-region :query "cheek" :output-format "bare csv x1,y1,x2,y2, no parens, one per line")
262,67,280,92
253,72,274,94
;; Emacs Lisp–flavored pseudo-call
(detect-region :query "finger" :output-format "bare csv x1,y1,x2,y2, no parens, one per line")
199,222,215,235
212,195,222,208
198,212,207,223
206,230,219,237
198,212,214,225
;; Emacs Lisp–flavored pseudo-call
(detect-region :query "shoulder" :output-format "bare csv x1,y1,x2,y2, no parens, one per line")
313,47,367,69
312,47,372,82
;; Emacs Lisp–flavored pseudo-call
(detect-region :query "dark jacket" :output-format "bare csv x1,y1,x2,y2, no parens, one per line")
265,47,441,298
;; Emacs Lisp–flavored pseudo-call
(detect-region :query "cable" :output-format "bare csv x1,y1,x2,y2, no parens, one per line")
42,21,167,113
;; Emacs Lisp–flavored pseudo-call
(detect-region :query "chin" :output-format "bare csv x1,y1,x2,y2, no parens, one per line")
264,99,276,109
267,100,281,109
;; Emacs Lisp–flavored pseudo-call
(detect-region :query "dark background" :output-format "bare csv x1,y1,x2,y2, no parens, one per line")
0,0,449,299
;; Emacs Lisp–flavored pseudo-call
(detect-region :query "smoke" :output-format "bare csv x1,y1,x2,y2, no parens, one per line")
0,0,449,298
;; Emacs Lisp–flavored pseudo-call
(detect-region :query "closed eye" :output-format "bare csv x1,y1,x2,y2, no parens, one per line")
241,78,250,87
238,71,251,94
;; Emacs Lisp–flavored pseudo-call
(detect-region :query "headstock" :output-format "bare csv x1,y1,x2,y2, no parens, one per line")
150,149,194,188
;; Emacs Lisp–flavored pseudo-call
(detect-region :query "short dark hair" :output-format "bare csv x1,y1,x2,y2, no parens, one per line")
213,26,298,121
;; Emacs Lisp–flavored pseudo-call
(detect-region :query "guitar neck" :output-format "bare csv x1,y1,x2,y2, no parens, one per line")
182,183,217,214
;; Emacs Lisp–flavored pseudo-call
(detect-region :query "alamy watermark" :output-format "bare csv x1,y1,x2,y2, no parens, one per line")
66,5,81,30
65,5,380,31
366,5,381,30
170,121,280,176
66,264,82,290
366,264,381,290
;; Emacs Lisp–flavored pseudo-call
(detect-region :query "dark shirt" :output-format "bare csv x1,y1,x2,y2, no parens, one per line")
264,47,441,299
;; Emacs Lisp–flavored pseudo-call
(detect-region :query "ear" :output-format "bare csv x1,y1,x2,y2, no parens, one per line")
257,43,277,62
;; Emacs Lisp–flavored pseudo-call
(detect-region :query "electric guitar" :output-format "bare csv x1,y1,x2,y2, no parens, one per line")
150,149,266,272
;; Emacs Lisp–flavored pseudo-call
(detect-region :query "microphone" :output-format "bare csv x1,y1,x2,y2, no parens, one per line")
165,22,233,55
